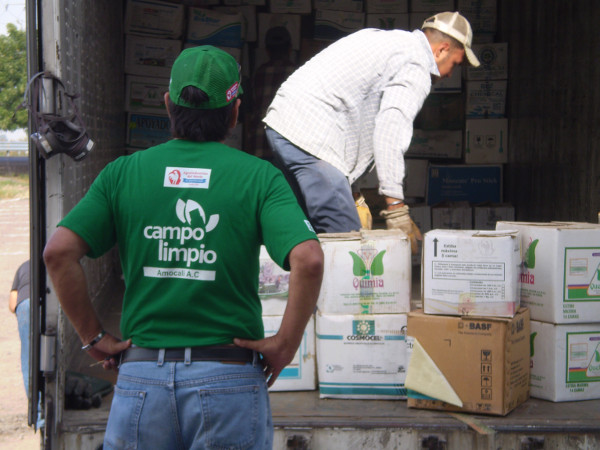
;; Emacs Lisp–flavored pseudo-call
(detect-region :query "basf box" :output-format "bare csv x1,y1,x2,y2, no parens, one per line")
465,118,508,164
317,230,411,315
314,10,365,41
125,76,169,115
466,43,508,80
187,8,244,48
316,312,407,399
496,221,600,324
530,320,600,402
426,165,503,205
406,308,530,416
431,202,472,230
259,245,290,316
466,80,507,118
422,229,521,317
124,36,182,78
405,130,462,159
366,13,409,30
473,203,514,230
264,315,316,391
124,0,185,39
365,0,408,13
127,113,171,149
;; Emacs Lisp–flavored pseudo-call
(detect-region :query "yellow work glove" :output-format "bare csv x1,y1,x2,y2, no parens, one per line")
379,205,422,254
355,195,373,230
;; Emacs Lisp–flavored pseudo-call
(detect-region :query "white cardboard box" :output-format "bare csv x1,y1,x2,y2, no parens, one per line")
257,13,302,51
317,230,411,314
125,76,169,115
466,80,507,119
473,203,514,230
124,36,182,78
124,0,185,39
314,0,363,11
465,118,508,164
422,229,521,317
269,0,311,14
264,315,316,391
187,8,244,48
530,320,600,401
316,312,407,399
214,5,258,42
431,202,472,230
405,130,462,159
365,13,409,29
496,221,600,324
365,0,408,13
466,43,508,80
126,113,171,148
314,10,365,41
259,245,290,316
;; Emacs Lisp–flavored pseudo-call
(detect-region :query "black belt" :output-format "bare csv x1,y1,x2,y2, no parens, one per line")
120,345,255,364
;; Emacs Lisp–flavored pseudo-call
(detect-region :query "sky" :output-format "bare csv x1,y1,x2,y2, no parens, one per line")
0,0,26,35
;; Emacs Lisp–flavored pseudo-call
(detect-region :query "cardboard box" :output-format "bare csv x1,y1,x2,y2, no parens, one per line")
187,8,244,48
316,312,408,399
214,5,258,42
264,315,316,391
466,80,507,119
124,0,185,39
415,94,464,131
314,10,365,41
426,164,503,205
406,308,530,416
457,0,497,34
530,320,600,402
410,0,454,12
269,0,311,14
124,36,182,78
465,118,508,164
259,245,290,316
125,76,169,115
314,0,363,11
126,113,171,149
430,66,462,94
409,204,431,266
258,13,302,51
409,12,433,29
422,229,521,317
365,13,409,30
365,0,408,13
495,221,600,324
473,203,514,230
466,43,508,80
405,130,462,159
317,230,411,314
431,201,472,230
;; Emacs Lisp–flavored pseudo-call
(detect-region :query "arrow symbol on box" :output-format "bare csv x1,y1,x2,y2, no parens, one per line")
433,238,438,257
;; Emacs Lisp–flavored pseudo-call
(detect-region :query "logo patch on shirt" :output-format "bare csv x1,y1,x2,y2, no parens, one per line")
164,167,211,189
304,220,315,233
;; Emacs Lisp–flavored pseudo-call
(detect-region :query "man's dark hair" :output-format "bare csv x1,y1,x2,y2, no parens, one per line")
167,86,236,142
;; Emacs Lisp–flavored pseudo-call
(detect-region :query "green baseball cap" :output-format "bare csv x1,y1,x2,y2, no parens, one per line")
169,46,242,109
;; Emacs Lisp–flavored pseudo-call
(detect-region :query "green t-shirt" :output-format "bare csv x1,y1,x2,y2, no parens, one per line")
59,139,317,348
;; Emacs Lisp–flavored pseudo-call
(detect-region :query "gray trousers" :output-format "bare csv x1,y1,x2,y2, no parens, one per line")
266,127,361,234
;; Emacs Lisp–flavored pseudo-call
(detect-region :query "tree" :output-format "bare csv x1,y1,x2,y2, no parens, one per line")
0,23,27,130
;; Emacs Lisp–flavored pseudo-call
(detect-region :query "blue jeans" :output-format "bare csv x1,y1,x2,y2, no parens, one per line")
16,299,30,394
103,358,273,450
266,127,361,234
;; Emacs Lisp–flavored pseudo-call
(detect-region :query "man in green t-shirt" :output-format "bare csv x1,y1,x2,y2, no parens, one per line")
44,46,323,449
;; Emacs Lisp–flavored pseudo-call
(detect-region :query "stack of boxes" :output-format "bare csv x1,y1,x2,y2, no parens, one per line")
406,228,531,416
496,221,600,402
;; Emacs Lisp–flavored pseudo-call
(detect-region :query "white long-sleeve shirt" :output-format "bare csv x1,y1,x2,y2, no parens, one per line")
264,28,439,200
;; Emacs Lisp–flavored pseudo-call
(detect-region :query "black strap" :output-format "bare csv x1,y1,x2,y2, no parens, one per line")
121,346,255,364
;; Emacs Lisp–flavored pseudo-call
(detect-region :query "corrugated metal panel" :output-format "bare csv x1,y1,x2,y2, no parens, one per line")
497,0,600,222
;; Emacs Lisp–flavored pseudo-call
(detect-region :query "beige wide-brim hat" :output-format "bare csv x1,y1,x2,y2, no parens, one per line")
422,11,481,67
